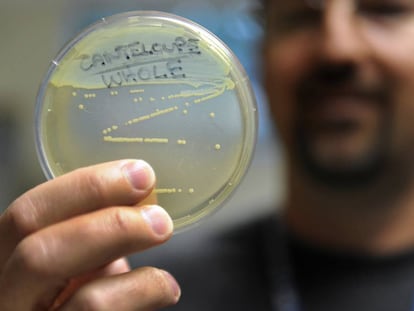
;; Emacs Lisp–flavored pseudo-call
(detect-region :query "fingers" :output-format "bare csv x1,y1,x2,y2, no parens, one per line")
51,258,131,309
0,159,155,266
0,205,173,310
59,267,181,311
0,160,179,311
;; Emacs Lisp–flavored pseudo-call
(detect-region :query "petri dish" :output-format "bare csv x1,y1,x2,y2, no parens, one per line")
35,11,258,231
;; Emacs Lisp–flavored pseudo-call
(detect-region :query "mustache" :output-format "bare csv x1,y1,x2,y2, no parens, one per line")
296,63,389,106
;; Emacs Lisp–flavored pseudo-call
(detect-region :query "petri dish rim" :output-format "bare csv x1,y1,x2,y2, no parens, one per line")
34,10,258,231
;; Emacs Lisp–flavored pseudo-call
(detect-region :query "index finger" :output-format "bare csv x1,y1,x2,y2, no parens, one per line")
0,159,156,266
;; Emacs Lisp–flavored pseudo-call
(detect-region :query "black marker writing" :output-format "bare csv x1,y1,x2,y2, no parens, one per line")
80,36,201,73
101,58,186,88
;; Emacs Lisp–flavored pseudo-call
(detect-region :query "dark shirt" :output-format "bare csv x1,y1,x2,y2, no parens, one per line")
290,233,414,311
130,214,414,311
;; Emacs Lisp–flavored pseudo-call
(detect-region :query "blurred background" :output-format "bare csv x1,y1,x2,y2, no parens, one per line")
0,0,284,234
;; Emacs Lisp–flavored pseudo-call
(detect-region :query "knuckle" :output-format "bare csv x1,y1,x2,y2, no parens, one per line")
12,236,56,279
6,194,39,239
109,208,134,235
80,171,109,203
70,288,106,311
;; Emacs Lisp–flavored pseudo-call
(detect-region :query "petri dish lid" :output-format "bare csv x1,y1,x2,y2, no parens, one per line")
35,11,258,231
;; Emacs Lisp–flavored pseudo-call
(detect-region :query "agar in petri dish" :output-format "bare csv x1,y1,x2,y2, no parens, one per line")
35,11,258,231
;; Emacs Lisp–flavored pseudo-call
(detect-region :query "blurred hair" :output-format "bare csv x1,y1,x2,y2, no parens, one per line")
252,0,267,27
259,0,268,8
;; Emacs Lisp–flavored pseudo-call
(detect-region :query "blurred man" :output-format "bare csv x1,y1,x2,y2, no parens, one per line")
3,0,414,310
260,0,414,310
161,2,414,310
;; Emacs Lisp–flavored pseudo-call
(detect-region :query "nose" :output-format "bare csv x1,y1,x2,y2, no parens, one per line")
318,1,369,64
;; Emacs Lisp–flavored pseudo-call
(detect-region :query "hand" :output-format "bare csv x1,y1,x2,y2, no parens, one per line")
0,160,181,310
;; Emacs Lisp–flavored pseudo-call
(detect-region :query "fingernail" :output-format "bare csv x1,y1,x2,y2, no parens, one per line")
122,160,155,191
141,205,173,236
161,270,181,300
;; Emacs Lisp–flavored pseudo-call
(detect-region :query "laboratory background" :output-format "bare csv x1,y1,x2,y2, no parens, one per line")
0,0,283,237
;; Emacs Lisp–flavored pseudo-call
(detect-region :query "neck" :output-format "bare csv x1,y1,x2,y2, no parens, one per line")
285,164,414,256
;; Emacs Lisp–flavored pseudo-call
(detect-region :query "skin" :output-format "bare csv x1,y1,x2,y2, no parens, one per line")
0,160,180,310
264,0,414,254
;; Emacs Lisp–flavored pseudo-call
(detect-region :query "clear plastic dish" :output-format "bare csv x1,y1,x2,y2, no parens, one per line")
35,11,258,231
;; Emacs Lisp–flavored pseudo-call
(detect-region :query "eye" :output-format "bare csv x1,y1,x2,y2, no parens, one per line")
272,9,321,33
358,1,412,17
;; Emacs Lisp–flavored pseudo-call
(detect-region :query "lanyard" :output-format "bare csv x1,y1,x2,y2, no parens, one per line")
262,217,303,311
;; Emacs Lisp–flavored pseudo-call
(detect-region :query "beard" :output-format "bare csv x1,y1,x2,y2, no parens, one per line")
292,63,392,189
295,122,389,189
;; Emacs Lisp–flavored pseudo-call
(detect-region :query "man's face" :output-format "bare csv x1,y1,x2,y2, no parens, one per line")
264,0,414,185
